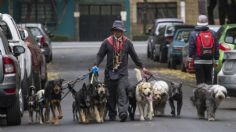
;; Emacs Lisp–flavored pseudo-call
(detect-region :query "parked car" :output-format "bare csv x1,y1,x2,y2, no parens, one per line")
214,24,236,82
181,25,221,73
167,25,195,69
217,50,236,96
147,18,183,62
0,13,33,112
0,29,25,125
18,23,53,63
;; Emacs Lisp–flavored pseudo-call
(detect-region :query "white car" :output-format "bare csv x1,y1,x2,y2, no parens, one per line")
0,13,33,110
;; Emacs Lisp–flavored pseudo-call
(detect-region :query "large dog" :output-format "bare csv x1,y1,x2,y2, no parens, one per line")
190,83,227,121
68,83,93,123
134,68,153,121
44,79,64,125
151,80,169,117
169,82,183,117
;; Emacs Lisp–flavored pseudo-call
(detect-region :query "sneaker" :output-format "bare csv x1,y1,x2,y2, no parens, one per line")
119,113,127,122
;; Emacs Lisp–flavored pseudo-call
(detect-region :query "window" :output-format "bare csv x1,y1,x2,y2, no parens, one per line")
224,28,236,44
0,21,12,40
175,30,191,42
28,27,43,36
137,2,177,24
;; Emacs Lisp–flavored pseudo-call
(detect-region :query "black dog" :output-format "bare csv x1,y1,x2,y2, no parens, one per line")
127,85,136,121
44,79,64,125
27,86,37,123
68,83,93,123
169,82,183,117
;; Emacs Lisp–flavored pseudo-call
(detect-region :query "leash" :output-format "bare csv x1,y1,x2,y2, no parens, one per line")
61,72,90,100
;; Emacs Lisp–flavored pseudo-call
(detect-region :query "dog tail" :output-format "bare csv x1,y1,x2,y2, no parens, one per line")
134,68,142,82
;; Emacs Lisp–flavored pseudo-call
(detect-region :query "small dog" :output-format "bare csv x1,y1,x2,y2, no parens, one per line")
151,80,169,116
169,82,183,117
28,86,37,123
68,83,93,123
44,79,64,125
190,83,227,121
35,89,45,124
134,68,153,121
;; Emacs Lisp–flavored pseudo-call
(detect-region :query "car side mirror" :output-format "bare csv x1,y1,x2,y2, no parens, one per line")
13,45,25,57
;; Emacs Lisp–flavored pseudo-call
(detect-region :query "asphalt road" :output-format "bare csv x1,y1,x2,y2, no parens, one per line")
1,41,236,132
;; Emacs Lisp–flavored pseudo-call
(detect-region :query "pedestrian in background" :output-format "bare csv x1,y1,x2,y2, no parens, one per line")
189,15,219,85
96,20,149,122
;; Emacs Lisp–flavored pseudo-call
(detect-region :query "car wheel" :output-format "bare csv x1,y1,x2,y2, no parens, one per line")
49,53,53,62
147,45,151,58
169,57,176,69
6,95,21,125
159,50,166,63
181,61,186,72
152,48,159,61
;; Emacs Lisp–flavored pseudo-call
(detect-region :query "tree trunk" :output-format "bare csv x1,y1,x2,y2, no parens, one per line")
218,0,228,25
207,0,217,25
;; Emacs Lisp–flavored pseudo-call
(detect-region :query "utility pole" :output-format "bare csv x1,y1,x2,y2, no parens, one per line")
143,0,148,34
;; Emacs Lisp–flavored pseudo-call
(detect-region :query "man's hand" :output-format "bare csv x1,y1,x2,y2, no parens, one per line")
142,68,152,76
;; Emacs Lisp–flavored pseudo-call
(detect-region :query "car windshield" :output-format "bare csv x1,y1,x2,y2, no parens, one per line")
27,27,43,37
175,30,191,42
155,22,182,35
224,28,236,45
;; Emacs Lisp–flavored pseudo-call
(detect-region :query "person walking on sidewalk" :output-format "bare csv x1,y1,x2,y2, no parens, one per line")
189,15,219,85
95,20,149,122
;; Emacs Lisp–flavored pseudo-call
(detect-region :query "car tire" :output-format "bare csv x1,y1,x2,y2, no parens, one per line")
181,62,186,72
6,95,21,125
159,50,166,63
147,45,151,58
152,48,159,61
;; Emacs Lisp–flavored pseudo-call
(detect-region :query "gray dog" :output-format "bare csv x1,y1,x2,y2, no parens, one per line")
169,82,183,117
190,83,227,121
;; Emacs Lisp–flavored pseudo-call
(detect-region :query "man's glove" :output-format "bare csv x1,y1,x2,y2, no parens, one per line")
91,65,100,74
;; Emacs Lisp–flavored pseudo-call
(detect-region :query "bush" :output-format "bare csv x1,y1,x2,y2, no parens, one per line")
132,34,148,41
51,35,70,41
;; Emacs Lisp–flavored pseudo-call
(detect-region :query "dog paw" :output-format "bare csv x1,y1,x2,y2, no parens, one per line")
208,118,215,121
140,117,145,121
58,115,63,120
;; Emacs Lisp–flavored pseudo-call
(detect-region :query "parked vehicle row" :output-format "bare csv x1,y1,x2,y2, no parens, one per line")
0,13,52,125
146,19,236,96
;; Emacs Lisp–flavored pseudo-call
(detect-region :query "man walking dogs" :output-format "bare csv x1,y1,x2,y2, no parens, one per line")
189,15,219,85
96,20,149,122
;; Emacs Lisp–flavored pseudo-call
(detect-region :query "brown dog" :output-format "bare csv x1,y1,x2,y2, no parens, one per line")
44,79,64,125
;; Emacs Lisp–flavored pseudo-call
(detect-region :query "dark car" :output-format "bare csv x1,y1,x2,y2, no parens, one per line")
18,23,53,63
0,29,25,125
147,18,183,62
167,25,195,69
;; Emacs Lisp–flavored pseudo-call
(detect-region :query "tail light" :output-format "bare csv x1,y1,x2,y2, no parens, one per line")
3,56,16,74
165,36,173,43
40,36,47,46
219,43,231,51
4,88,16,94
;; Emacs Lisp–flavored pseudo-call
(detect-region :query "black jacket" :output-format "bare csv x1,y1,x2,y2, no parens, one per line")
96,35,143,77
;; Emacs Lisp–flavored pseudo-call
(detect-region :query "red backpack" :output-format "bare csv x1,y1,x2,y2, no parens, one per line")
196,30,215,59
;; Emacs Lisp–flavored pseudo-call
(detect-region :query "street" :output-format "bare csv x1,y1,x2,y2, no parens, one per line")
2,41,236,132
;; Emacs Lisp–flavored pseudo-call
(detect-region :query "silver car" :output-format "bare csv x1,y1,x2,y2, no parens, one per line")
0,29,25,125
217,50,236,96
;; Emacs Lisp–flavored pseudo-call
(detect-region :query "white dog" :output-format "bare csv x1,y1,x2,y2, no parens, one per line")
191,83,227,121
134,68,153,121
35,89,45,124
151,80,169,116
